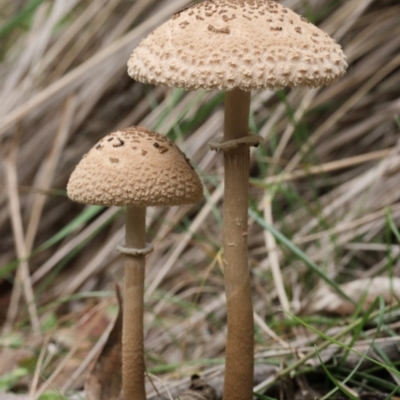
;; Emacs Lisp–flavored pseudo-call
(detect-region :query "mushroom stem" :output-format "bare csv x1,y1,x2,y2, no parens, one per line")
123,205,147,400
222,89,254,400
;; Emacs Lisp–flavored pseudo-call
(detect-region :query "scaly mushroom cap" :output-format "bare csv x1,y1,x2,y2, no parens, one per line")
67,127,203,207
128,0,347,91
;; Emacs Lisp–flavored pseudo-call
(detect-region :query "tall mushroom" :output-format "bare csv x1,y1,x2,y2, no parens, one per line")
67,126,203,400
127,1,347,399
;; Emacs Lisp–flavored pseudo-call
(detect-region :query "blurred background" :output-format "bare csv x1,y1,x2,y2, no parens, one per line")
1,0,400,399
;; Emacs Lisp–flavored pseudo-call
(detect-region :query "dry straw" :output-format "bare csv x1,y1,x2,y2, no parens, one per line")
0,0,399,398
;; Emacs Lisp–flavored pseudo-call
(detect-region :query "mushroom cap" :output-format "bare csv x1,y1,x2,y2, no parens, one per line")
128,0,347,91
67,127,203,207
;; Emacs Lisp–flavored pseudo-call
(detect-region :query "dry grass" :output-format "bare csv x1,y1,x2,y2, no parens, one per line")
0,0,400,399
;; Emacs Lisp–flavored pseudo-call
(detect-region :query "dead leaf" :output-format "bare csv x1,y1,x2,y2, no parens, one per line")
85,286,123,400
176,375,217,400
0,347,35,376
303,277,400,315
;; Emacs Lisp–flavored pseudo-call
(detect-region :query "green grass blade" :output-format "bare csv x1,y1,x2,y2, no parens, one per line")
0,0,49,39
288,311,400,376
254,393,278,400
339,294,384,367
317,351,359,400
386,208,400,243
36,205,104,252
249,207,356,305
0,205,105,279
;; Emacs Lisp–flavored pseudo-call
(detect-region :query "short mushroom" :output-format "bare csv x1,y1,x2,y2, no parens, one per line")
67,126,203,400
127,2,347,399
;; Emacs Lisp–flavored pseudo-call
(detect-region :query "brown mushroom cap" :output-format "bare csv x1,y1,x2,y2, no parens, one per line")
128,0,347,91
67,127,203,207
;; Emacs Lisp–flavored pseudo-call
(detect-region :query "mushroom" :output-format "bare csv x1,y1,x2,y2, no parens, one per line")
67,126,203,400
127,2,347,399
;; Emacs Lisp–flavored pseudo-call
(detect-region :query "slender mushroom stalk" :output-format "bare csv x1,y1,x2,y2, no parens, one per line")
67,127,203,400
123,206,146,400
127,2,348,399
222,89,254,400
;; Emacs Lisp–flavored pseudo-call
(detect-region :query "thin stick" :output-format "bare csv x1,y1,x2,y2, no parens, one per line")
60,315,116,393
34,301,110,399
31,206,119,284
286,54,400,172
255,148,394,186
0,0,190,139
145,183,223,298
3,148,40,334
25,95,76,252
30,335,50,398
263,195,290,313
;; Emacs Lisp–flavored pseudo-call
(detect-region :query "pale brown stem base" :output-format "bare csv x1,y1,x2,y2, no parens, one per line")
123,206,146,400
222,89,254,400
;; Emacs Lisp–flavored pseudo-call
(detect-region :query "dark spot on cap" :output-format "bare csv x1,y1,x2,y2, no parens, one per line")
113,138,124,147
222,14,236,22
208,24,230,34
153,142,160,148
179,21,190,28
